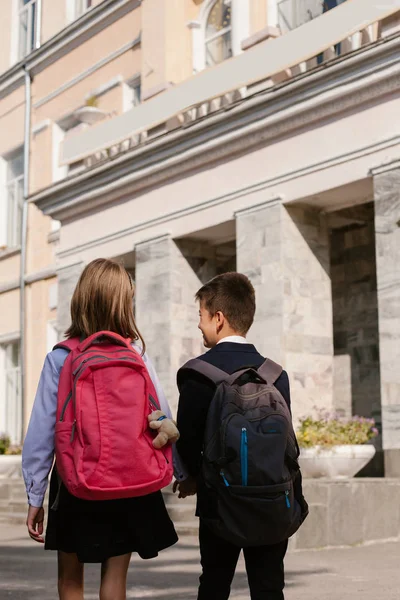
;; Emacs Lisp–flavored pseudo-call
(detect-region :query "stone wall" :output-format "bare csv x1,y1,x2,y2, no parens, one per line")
135,235,235,412
373,166,400,476
237,200,334,423
330,203,381,424
291,478,400,550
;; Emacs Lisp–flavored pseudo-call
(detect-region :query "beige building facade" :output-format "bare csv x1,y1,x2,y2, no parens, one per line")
1,0,400,478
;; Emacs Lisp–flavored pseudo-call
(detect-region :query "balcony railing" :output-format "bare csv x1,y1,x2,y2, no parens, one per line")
59,0,400,169
278,0,325,33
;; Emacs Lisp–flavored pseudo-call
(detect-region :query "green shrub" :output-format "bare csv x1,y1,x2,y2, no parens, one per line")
297,413,379,448
0,434,10,455
0,434,22,455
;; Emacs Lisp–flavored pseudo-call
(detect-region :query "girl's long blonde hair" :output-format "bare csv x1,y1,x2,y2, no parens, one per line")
65,258,145,352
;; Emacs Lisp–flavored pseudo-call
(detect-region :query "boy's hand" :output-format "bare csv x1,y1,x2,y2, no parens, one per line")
173,476,197,498
26,505,45,543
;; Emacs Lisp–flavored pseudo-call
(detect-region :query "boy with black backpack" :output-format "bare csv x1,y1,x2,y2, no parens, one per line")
174,272,308,600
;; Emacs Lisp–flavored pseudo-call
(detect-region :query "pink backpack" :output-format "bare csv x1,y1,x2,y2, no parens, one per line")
54,331,173,500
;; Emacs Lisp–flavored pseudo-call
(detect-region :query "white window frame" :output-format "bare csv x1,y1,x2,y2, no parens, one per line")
189,0,249,74
47,321,59,354
18,0,41,60
267,0,279,28
0,337,22,445
6,173,24,248
75,0,93,19
0,148,24,250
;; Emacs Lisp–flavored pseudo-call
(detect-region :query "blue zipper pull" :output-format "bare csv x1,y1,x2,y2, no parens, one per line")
241,427,248,486
285,490,291,508
220,471,230,487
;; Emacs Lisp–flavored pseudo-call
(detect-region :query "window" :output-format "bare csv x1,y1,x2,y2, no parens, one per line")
205,0,232,67
76,0,92,18
18,0,38,59
123,78,141,112
323,0,348,11
2,148,24,249
0,340,21,444
190,0,248,73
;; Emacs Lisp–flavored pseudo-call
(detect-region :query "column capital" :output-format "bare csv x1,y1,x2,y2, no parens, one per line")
370,159,400,176
135,233,171,250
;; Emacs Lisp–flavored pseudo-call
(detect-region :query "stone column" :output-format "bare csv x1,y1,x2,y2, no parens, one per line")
56,261,84,338
236,200,334,421
373,165,400,477
135,235,207,414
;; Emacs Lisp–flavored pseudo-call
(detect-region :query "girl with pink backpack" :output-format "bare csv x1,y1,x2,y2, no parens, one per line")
22,258,183,600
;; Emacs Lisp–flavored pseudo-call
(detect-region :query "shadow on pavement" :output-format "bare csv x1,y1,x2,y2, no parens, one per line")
0,543,332,599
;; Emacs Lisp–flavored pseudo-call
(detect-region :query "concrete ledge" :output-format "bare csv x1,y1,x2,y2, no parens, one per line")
2,477,399,550
241,26,280,51
291,478,400,551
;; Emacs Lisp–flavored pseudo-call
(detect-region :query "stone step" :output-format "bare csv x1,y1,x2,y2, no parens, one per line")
0,479,198,532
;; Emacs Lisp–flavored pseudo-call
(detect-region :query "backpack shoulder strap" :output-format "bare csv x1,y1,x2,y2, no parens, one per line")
257,358,283,384
178,358,229,386
53,337,80,353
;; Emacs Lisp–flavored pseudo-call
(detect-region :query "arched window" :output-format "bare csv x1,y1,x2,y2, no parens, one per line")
189,0,249,73
205,0,232,67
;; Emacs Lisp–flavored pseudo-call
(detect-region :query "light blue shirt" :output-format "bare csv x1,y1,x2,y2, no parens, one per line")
22,344,187,507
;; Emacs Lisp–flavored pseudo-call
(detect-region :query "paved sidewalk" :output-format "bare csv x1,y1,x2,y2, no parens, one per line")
1,523,399,599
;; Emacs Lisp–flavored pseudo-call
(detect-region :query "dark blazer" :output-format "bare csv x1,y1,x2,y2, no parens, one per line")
176,341,308,521
176,342,291,477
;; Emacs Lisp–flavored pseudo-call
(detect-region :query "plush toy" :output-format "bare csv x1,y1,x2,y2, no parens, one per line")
148,411,180,449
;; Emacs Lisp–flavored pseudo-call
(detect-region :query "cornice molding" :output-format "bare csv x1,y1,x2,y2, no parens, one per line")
55,132,400,259
31,34,400,223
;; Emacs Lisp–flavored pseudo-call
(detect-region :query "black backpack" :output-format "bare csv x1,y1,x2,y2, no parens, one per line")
179,357,306,547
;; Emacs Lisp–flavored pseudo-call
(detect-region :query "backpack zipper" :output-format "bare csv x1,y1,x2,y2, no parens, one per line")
220,471,230,486
149,394,160,410
70,420,76,443
285,490,291,508
69,356,149,442
72,355,135,411
72,355,114,376
59,392,72,422
71,348,136,364
241,427,248,486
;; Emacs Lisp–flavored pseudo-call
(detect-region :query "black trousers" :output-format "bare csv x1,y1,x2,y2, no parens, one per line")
198,520,288,600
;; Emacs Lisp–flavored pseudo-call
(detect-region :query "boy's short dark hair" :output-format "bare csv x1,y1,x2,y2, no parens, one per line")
195,272,256,335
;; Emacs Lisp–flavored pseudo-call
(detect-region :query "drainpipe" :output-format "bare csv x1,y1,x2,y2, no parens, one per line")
20,67,32,443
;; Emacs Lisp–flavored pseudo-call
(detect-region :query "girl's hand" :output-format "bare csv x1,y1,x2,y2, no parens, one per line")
26,505,45,543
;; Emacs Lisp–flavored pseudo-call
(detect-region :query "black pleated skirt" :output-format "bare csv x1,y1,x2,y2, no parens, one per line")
45,468,178,563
